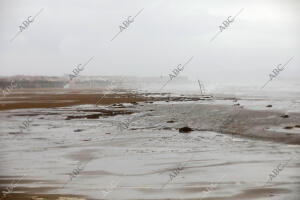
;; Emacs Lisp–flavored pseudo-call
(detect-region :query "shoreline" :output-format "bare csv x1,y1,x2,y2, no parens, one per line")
0,89,299,199
1,89,299,145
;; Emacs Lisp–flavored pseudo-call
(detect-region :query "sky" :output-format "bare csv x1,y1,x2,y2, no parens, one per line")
0,0,299,84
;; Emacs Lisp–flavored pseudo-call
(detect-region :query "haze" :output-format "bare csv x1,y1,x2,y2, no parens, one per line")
0,0,299,84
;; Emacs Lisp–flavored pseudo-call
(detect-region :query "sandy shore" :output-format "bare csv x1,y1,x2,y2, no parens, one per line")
0,88,148,111
1,88,299,144
0,89,299,200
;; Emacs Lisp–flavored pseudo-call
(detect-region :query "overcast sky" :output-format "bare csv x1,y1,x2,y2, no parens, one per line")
0,0,299,83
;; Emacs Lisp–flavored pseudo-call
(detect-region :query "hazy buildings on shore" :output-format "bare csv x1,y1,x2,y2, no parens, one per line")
0,75,190,89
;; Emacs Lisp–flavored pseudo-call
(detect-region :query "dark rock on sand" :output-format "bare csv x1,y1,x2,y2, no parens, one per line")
65,109,133,120
86,114,101,119
179,126,193,133
280,114,289,118
167,120,175,123
112,103,126,108
295,125,300,128
284,126,293,129
9,132,23,135
74,129,84,132
266,105,272,107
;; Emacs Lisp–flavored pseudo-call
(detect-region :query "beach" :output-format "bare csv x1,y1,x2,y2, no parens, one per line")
0,89,299,200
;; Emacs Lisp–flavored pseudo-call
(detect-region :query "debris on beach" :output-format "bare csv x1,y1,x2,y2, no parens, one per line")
111,103,126,108
65,109,133,120
74,129,84,132
280,114,289,118
179,126,193,133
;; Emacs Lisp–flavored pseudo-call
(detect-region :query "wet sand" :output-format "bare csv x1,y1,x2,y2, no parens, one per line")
0,89,299,199
0,88,147,111
1,89,299,144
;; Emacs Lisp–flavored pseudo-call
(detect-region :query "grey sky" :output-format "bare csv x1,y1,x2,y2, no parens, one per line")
0,0,299,83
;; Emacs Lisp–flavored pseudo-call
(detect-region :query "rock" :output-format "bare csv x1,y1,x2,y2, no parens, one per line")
284,126,293,129
167,120,175,123
266,105,272,107
280,114,289,118
105,132,111,134
179,126,193,133
112,103,126,108
86,114,101,119
295,125,300,128
74,129,84,132
9,132,22,135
